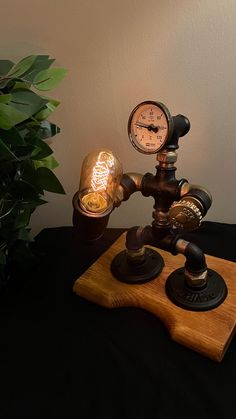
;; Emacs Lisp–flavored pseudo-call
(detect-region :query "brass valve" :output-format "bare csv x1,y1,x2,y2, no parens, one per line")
169,197,203,231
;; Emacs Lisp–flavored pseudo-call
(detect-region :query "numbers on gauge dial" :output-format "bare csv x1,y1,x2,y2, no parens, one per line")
131,103,169,153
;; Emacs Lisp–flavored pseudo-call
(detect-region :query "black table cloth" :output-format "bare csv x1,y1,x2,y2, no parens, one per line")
0,221,235,419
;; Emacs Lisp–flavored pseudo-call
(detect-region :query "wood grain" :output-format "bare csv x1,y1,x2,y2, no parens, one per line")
73,232,236,362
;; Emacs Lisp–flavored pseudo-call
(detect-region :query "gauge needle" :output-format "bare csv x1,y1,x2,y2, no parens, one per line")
135,122,159,133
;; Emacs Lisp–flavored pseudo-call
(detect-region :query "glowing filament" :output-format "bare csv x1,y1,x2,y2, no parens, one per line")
81,152,115,213
91,161,110,191
91,152,114,192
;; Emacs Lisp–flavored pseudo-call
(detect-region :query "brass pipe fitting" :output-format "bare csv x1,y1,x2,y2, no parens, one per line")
114,172,143,206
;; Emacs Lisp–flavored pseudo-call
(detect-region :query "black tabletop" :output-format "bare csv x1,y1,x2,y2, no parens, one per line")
0,221,236,419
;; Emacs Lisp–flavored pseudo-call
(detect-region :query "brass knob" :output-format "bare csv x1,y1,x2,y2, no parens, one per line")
169,198,203,231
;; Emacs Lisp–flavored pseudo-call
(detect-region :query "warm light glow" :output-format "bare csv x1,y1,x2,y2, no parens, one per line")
79,150,121,214
91,152,114,192
81,192,107,213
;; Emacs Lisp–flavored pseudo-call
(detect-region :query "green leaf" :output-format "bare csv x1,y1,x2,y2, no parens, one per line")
34,98,60,121
0,161,14,180
14,145,36,160
0,103,28,130
0,55,67,269
23,55,55,82
31,138,53,160
0,127,25,146
0,137,18,160
0,79,10,89
0,76,18,90
25,121,60,141
44,97,60,109
14,228,32,242
34,155,59,170
14,208,31,229
9,180,39,199
0,200,16,220
13,81,31,90
0,94,12,104
33,68,67,91
18,162,44,195
10,89,47,118
7,55,37,78
39,121,60,138
0,60,14,76
19,198,47,209
36,167,65,194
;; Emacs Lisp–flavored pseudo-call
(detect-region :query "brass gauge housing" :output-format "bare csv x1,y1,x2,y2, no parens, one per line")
128,101,174,154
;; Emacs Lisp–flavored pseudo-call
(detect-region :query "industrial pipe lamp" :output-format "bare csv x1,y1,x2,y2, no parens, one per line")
73,100,228,312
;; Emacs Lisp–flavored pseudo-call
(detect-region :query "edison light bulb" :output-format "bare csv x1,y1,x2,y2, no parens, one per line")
79,149,122,215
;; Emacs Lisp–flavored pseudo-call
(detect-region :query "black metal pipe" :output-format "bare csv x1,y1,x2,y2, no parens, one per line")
72,192,111,242
183,188,212,216
184,242,207,273
155,233,181,255
125,224,181,256
173,114,191,138
125,224,208,275
166,114,190,150
125,225,154,250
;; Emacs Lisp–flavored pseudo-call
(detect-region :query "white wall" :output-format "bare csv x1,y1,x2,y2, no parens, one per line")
1,0,236,235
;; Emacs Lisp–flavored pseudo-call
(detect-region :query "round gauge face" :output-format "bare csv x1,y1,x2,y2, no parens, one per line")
128,101,173,154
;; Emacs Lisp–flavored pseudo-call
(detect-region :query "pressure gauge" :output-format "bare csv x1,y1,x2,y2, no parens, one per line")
128,101,174,154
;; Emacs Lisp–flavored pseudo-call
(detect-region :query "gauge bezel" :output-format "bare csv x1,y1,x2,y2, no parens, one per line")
127,100,174,154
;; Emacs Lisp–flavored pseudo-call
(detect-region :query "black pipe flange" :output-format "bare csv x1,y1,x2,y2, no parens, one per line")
165,268,228,311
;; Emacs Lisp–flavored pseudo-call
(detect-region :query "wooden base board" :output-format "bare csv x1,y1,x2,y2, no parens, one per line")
73,232,236,362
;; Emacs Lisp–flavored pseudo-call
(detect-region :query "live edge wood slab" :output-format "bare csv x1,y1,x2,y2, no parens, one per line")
73,232,236,362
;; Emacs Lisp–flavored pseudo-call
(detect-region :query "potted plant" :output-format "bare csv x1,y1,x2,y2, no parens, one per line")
0,54,67,286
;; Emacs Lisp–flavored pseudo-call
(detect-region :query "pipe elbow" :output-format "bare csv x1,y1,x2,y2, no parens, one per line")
114,172,143,204
125,225,153,250
180,183,212,215
175,238,207,273
185,242,207,273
